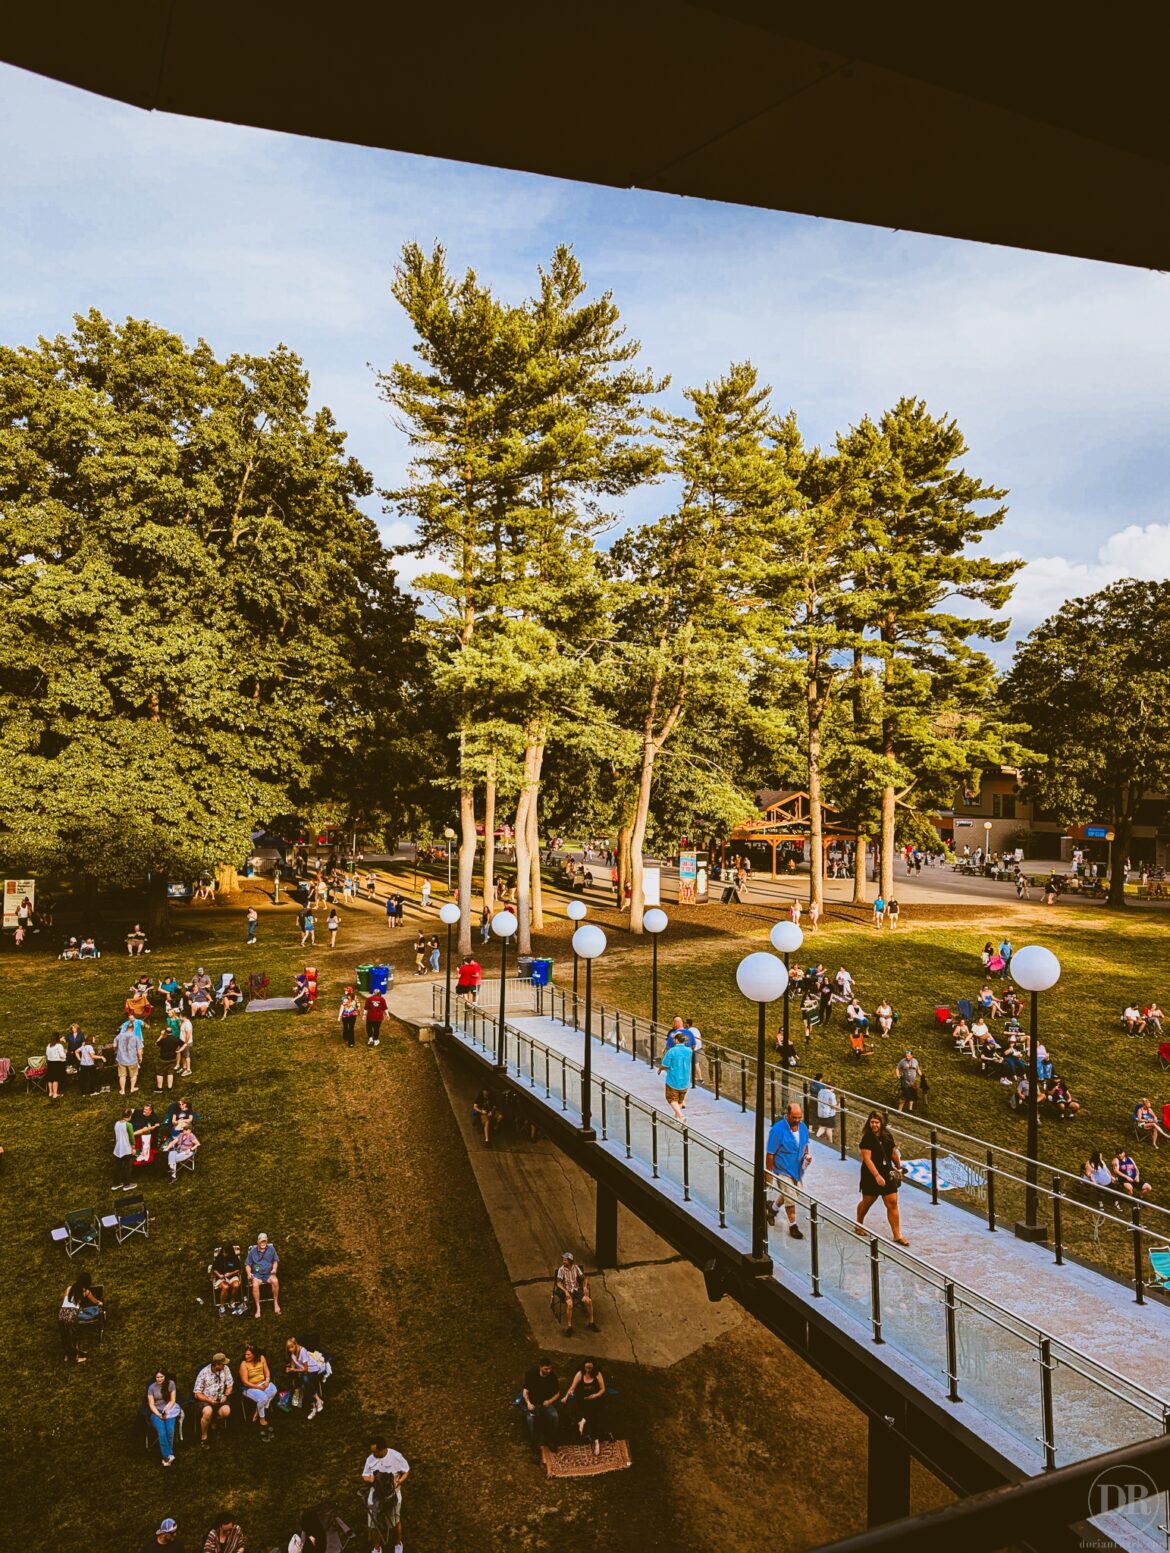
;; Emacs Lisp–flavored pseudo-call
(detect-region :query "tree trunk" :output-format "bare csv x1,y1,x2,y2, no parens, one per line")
852,833,868,905
482,761,496,914
145,873,170,937
880,781,896,900
528,795,543,930
215,864,240,896
1108,813,1134,909
807,662,824,914
458,782,477,956
513,732,544,954
617,821,632,907
628,732,658,934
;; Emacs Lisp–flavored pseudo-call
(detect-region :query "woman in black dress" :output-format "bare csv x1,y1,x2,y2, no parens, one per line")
856,1111,910,1245
565,1358,608,1456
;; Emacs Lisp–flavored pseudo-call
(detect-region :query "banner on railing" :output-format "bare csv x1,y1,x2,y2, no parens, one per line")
678,851,697,905
643,866,661,906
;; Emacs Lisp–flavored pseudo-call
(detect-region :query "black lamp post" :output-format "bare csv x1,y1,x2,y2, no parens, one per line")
770,921,804,1108
1011,944,1061,1241
439,902,460,1034
736,951,789,1272
490,909,518,1070
572,923,606,1139
567,899,586,1027
645,908,668,1027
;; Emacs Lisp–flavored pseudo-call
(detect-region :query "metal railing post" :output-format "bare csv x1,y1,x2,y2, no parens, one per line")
718,1149,727,1227
683,1129,691,1201
631,1015,638,1061
560,1053,568,1111
624,1094,631,1159
600,1082,608,1141
839,1103,848,1161
869,1240,884,1343
650,1025,658,1066
930,1128,940,1206
770,1070,777,1124
1052,1176,1063,1264
1133,1204,1146,1305
544,1047,550,1099
986,1150,997,1231
651,1111,659,1178
944,1281,961,1402
739,1055,747,1113
810,1201,821,1297
714,1050,721,1101
1039,1337,1057,1470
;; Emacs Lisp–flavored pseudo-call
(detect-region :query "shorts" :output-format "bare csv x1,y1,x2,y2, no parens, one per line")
665,1085,688,1105
771,1172,800,1205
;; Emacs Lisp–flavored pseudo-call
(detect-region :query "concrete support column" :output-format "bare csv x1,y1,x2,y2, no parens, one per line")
867,1410,911,1527
595,1181,618,1268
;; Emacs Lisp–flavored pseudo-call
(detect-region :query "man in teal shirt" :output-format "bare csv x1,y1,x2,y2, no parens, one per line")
658,1032,693,1120
766,1102,811,1239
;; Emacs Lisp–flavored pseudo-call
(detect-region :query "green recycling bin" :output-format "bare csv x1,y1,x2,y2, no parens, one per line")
356,964,373,993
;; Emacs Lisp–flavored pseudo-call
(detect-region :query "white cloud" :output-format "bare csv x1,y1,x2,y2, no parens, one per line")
1002,522,1170,639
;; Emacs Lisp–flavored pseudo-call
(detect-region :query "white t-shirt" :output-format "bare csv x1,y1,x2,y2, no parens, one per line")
364,1448,409,1504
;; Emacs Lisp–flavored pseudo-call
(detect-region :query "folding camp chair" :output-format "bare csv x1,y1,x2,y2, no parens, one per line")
25,1055,48,1095
305,1502,358,1553
77,1282,106,1348
62,1207,101,1258
1149,1248,1170,1293
248,971,269,999
1158,1042,1170,1072
957,999,974,1024
115,1193,150,1244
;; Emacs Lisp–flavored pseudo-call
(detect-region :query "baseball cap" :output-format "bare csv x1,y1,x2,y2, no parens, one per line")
157,1519,178,1535
211,1351,228,1363
562,1250,573,1261
257,1232,268,1242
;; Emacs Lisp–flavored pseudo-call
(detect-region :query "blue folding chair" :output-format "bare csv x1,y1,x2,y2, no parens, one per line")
1149,1248,1170,1292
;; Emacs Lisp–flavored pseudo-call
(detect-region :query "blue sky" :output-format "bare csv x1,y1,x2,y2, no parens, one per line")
3,62,1169,647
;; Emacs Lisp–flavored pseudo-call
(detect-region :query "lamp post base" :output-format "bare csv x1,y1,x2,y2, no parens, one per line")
1013,1220,1048,1243
742,1252,775,1279
578,1126,597,1141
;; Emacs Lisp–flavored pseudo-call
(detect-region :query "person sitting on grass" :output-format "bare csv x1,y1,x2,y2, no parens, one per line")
1001,985,1022,1019
285,1336,325,1419
218,977,243,1019
564,1358,608,1457
1133,1099,1170,1148
163,1118,200,1179
986,949,1007,978
126,923,148,956
555,1251,599,1336
211,1242,244,1315
1146,1001,1165,1036
471,1087,504,1147
1001,1033,1026,1080
976,1031,1002,1074
59,1274,103,1364
79,935,98,959
238,1344,277,1439
1083,1151,1117,1193
977,984,1003,1019
874,999,895,1039
521,1358,562,1462
1113,1149,1152,1197
245,1233,281,1317
193,1352,233,1449
845,998,869,1035
951,1016,974,1055
189,970,213,1018
1123,1003,1148,1036
1045,1075,1080,1121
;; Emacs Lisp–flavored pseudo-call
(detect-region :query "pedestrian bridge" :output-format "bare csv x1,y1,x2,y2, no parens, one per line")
430,978,1170,1552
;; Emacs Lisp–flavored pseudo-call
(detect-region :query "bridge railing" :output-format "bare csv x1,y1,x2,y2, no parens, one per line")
443,996,1170,1538
510,982,1170,1295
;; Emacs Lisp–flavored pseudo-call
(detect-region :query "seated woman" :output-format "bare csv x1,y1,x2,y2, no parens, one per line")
845,998,869,1033
986,951,1007,978
874,999,895,1038
563,1358,608,1457
146,1369,181,1462
219,977,244,1019
471,1087,504,1147
59,1275,103,1364
1133,1098,1170,1148
977,984,1003,1018
1146,1002,1165,1035
800,991,820,1040
292,973,313,1013
980,941,994,970
79,936,98,959
952,1019,976,1056
163,1118,200,1177
60,937,80,960
1001,985,1022,1019
1083,1151,1117,1192
238,1344,277,1439
125,987,154,1023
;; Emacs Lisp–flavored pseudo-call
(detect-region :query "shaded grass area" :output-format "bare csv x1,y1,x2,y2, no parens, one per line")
0,901,677,1551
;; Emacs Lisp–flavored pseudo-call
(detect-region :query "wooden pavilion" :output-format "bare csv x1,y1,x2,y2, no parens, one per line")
724,791,854,880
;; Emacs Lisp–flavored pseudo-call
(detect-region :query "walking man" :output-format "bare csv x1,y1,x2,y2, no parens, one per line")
115,1015,144,1095
365,987,387,1047
657,1029,693,1121
765,1102,811,1239
111,1107,135,1189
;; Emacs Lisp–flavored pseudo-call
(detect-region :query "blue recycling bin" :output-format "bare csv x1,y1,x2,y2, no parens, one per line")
530,958,553,988
368,964,391,994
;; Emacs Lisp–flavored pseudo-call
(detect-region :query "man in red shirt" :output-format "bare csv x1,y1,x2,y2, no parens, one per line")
455,956,482,1007
364,990,387,1047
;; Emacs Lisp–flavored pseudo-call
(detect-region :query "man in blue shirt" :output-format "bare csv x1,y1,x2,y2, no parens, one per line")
245,1233,281,1317
658,1032,693,1120
765,1102,811,1239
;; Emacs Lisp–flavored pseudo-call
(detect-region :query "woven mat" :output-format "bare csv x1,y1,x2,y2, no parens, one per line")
541,1439,631,1478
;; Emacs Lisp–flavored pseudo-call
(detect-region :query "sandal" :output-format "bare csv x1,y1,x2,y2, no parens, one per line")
894,1237,910,1246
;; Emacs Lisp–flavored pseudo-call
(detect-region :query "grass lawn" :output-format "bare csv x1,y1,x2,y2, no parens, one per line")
0,892,684,1552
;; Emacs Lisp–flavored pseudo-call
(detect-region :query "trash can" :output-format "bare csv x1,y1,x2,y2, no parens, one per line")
516,954,535,981
531,958,553,988
356,964,373,993
369,964,391,994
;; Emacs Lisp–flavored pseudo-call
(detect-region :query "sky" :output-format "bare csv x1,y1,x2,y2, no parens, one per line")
2,62,1169,653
